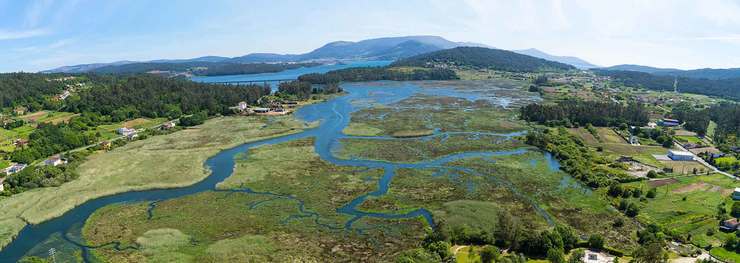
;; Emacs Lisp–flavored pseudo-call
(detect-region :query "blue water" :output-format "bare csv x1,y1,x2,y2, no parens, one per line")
191,60,392,90
0,81,562,262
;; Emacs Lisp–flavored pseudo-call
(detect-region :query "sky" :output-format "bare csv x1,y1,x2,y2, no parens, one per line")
3,0,740,72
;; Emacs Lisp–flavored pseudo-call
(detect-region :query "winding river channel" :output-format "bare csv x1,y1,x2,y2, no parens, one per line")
0,81,561,262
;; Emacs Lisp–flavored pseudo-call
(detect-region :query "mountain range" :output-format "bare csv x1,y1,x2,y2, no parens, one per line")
514,48,598,69
42,36,592,73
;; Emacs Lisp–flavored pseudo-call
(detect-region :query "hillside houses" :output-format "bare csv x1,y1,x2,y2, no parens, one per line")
44,155,67,166
117,127,138,140
3,163,27,176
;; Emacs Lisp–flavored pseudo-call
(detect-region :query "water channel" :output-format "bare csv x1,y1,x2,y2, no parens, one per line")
0,81,562,262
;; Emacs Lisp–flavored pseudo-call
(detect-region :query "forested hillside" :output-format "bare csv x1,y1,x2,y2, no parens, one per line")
0,73,71,110
392,47,576,72
595,70,740,100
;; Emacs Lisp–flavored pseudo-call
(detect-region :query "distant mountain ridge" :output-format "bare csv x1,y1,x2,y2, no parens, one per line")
392,47,576,72
514,48,597,69
602,64,740,80
43,36,489,73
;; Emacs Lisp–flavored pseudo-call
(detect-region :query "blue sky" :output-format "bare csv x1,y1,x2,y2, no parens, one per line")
3,0,740,72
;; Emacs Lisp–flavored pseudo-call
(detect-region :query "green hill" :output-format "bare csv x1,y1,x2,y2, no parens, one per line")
392,47,576,72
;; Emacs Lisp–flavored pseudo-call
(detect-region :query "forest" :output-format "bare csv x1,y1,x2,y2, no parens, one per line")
525,128,634,188
595,69,740,100
64,74,271,118
519,99,650,127
392,47,575,72
0,73,71,110
668,102,740,147
297,66,458,84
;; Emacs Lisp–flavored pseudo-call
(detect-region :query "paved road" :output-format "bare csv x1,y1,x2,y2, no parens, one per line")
674,141,736,179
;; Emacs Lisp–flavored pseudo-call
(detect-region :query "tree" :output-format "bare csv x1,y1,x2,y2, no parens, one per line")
646,188,657,198
732,202,740,218
546,248,565,263
479,246,500,263
555,225,578,250
632,241,667,263
568,249,585,263
625,203,640,217
647,170,658,178
423,241,452,261
494,211,520,248
587,234,604,249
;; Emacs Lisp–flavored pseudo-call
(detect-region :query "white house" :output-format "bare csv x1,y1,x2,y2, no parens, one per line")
238,101,248,111
117,127,136,136
4,163,27,175
44,155,67,166
0,177,5,192
162,121,176,130
668,150,694,161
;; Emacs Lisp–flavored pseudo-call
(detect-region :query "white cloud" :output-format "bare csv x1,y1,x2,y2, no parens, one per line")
0,28,48,40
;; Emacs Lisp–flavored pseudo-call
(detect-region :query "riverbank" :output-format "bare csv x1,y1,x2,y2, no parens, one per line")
0,114,315,249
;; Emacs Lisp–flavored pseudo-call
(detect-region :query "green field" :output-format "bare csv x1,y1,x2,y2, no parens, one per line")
624,174,739,248
0,115,311,249
711,247,740,262
675,135,704,144
567,128,668,167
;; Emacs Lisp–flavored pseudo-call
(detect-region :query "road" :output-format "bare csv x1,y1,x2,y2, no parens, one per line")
674,141,736,180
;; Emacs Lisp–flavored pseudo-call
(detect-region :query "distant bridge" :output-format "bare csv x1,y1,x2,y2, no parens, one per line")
209,78,296,85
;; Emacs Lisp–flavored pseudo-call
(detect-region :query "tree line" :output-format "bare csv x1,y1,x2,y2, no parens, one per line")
525,128,635,188
64,74,271,119
276,81,343,100
595,69,740,100
0,73,73,111
297,67,458,84
520,99,649,127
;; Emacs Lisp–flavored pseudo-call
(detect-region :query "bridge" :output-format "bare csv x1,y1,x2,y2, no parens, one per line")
208,78,296,85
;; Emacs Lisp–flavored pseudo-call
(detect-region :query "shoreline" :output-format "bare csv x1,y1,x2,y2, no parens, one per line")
0,106,323,251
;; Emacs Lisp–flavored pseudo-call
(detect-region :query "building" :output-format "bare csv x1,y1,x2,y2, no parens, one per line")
4,163,27,175
0,177,4,192
253,107,270,114
733,188,740,201
237,101,248,111
126,132,138,140
162,121,176,130
660,118,680,127
44,155,67,166
629,136,639,145
721,218,740,231
668,150,694,161
117,127,136,136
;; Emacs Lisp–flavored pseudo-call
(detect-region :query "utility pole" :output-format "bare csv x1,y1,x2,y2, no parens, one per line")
673,77,678,93
48,248,56,263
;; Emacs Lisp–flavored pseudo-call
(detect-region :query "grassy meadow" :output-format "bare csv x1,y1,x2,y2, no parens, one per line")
82,138,425,262
0,115,310,249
